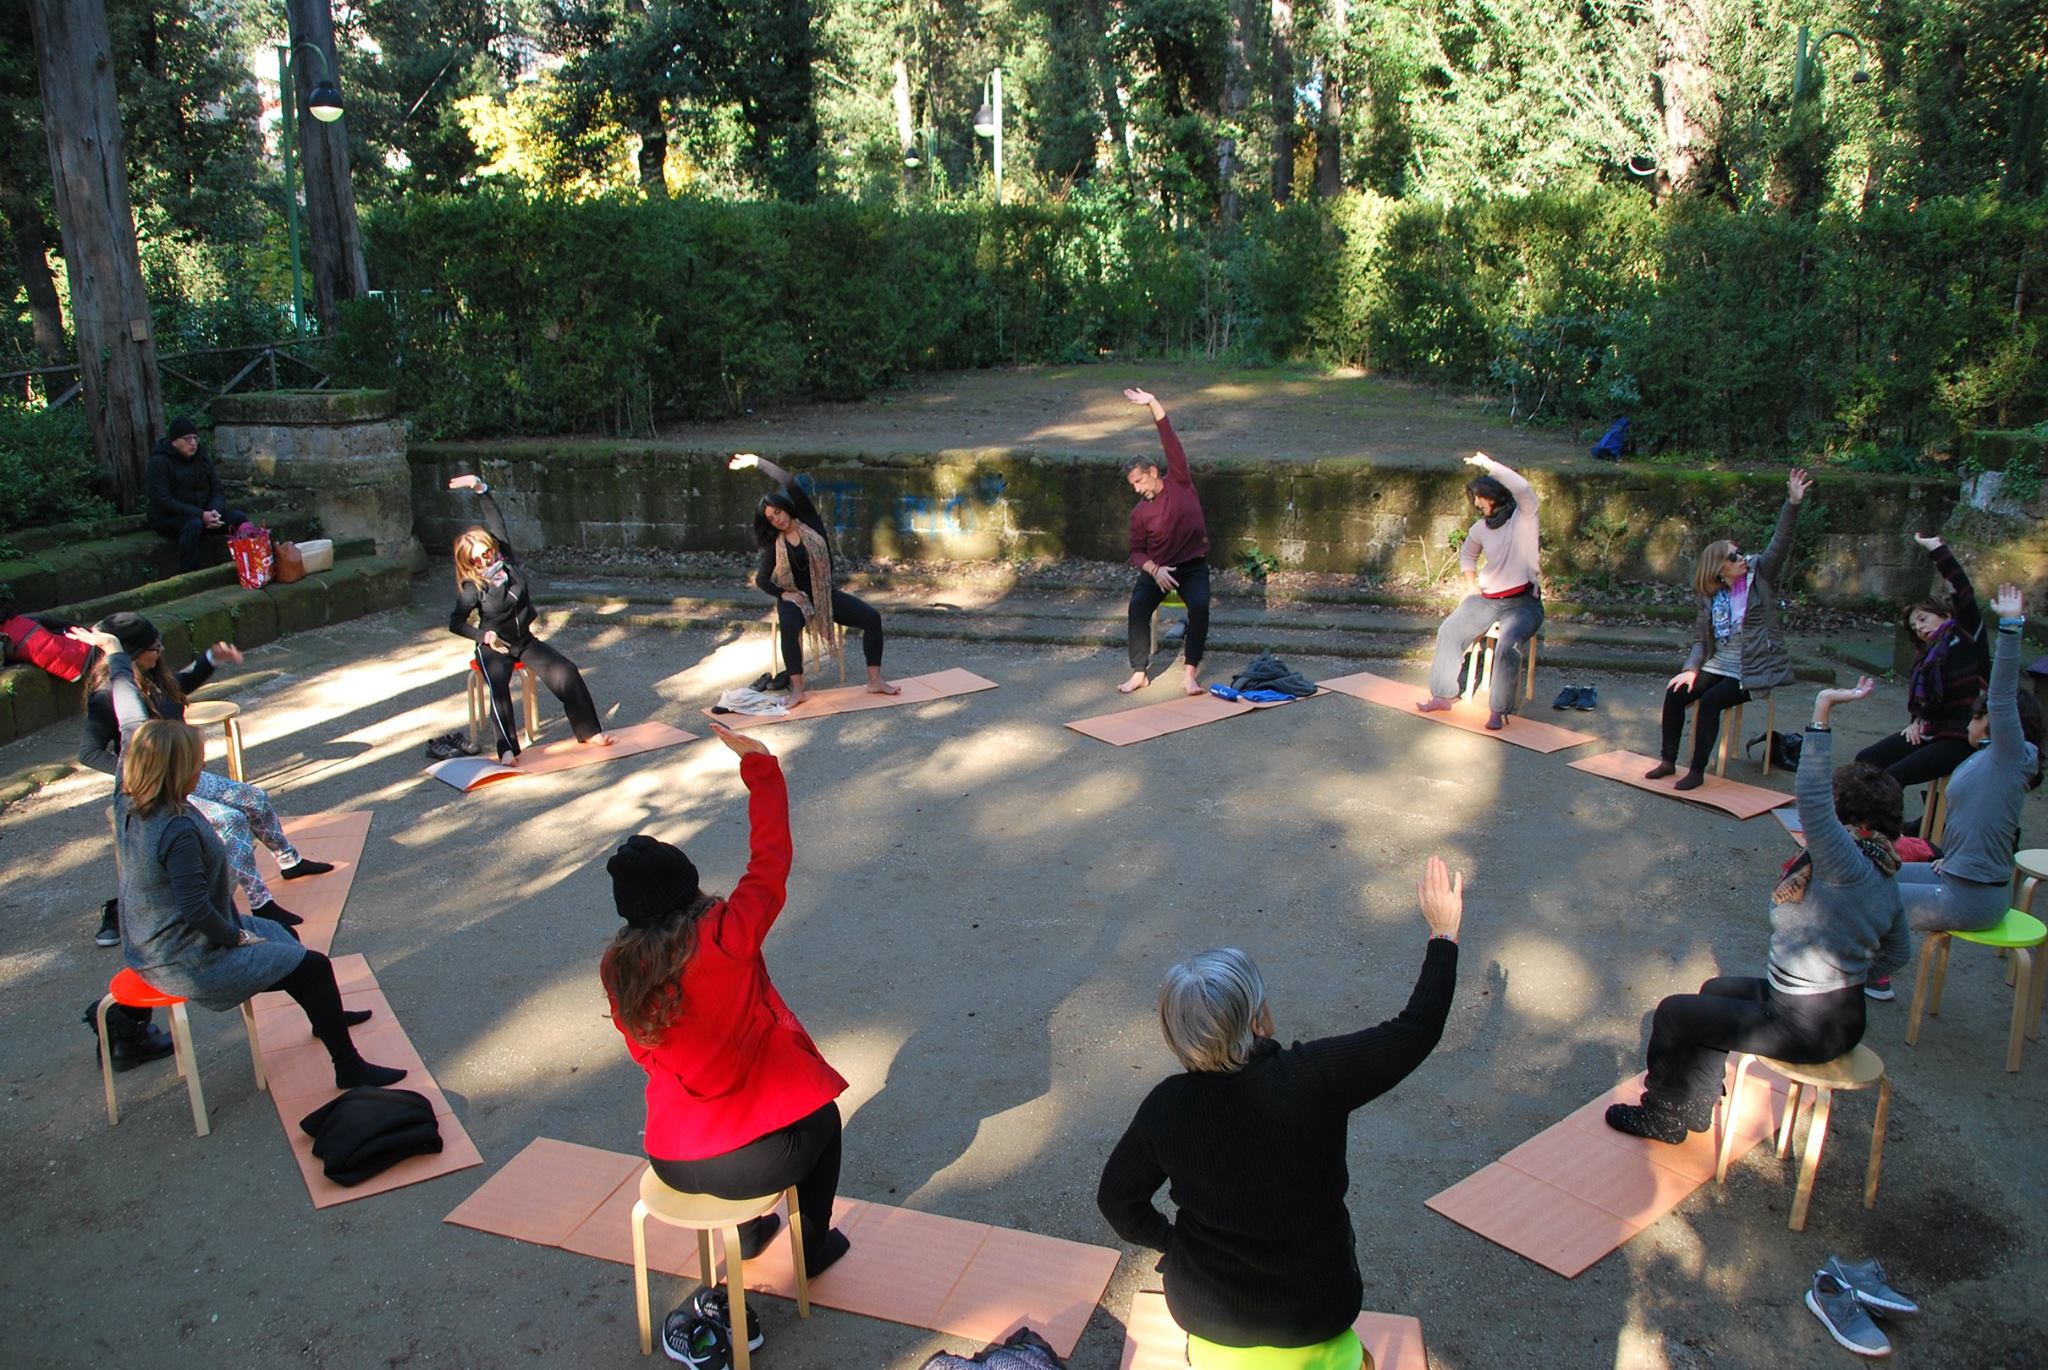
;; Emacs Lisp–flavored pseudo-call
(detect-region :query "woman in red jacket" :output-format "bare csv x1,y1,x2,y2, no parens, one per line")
601,721,852,1289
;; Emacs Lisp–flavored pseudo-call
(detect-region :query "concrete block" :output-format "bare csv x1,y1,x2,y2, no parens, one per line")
264,576,331,635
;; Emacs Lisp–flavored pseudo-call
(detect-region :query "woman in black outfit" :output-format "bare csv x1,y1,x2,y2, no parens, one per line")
1854,532,1988,789
1096,857,1465,1368
729,453,896,706
446,474,610,762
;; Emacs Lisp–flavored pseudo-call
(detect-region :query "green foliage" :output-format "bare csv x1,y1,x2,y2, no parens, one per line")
0,403,112,532
1237,543,1279,580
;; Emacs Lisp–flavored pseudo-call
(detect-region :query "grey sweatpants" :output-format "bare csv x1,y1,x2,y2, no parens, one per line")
1898,861,2009,934
1427,591,1544,715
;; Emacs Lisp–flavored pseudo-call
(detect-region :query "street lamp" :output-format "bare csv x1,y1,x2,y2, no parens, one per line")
972,69,1003,205
1792,26,1869,103
277,40,345,334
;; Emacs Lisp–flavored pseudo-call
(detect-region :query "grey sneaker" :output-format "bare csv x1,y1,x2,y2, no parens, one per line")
1807,1271,1892,1357
1825,1256,1920,1317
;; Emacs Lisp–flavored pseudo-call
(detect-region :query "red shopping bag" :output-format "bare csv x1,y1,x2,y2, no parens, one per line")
228,524,274,590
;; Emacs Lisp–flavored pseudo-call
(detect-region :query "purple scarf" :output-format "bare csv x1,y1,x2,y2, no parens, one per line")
1907,622,1957,721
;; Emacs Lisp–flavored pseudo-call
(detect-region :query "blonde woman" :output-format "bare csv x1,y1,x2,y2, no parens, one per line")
1649,468,1811,789
446,474,609,762
111,720,403,1089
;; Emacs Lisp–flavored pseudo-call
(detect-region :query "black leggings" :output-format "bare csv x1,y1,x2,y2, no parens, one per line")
776,590,884,672
109,947,361,1063
1855,731,1975,790
1659,672,1751,770
1644,975,1866,1107
650,1101,843,1262
1126,558,1211,671
478,636,602,757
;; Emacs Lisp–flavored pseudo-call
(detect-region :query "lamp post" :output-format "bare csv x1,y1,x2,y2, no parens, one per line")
972,69,1003,205
277,41,345,335
1792,26,1870,104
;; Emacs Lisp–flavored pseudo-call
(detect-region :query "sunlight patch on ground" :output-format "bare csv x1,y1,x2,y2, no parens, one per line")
812,1021,914,1129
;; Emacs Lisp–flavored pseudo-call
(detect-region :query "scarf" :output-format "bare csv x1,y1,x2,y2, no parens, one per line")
769,522,843,678
1772,829,1900,905
1906,621,1958,721
1708,572,1750,643
1481,493,1516,531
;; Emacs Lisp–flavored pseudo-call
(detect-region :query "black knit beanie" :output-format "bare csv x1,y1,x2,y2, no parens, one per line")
97,612,162,656
607,835,700,928
167,416,199,441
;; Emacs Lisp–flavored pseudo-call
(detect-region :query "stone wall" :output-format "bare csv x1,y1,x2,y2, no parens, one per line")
409,441,1970,606
215,389,424,570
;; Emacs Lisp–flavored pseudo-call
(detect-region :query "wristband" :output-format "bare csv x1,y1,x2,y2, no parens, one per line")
1807,722,1830,732
473,480,490,494
1999,617,2025,630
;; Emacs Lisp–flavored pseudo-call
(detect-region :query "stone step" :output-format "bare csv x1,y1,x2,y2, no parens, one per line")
0,510,322,615
0,547,413,747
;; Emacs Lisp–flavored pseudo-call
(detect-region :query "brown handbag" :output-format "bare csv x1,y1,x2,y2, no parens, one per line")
274,541,307,584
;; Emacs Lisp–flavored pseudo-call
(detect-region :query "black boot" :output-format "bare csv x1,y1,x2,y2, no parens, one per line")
81,1000,176,1071
94,898,121,948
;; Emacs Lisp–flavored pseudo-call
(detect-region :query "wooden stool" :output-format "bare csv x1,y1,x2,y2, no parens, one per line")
1461,624,1538,705
1904,907,2048,1073
183,699,247,782
1714,1045,1888,1231
632,1170,808,1368
1147,590,1188,659
1696,690,1777,777
1916,774,1951,845
97,967,265,1137
2011,849,2047,918
466,658,539,750
767,616,842,684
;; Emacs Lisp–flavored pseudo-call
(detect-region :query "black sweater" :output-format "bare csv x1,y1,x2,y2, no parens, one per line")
1096,937,1458,1348
78,650,217,776
753,480,835,599
449,492,540,646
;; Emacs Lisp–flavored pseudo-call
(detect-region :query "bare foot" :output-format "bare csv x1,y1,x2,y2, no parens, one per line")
583,732,614,747
1416,696,1457,714
1182,666,1204,696
1117,671,1149,694
497,750,520,767
866,668,900,695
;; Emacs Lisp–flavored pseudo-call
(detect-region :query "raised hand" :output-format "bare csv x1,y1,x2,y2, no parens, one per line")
1912,532,1942,552
1463,452,1493,469
447,474,483,492
1122,388,1157,408
1418,856,1464,942
1787,468,1813,503
728,453,760,471
66,625,122,653
709,719,771,758
1992,583,2025,620
1812,676,1877,727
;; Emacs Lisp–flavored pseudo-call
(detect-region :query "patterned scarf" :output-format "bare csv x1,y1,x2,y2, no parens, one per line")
1772,829,1901,905
1906,622,1958,721
769,522,843,677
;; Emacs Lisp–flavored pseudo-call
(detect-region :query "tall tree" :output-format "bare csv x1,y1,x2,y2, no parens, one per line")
287,0,370,328
1269,0,1296,201
28,0,161,507
1648,0,1716,196
0,6,64,363
1310,0,1347,196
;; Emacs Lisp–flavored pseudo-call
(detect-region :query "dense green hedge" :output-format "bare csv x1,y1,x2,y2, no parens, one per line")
339,187,2046,461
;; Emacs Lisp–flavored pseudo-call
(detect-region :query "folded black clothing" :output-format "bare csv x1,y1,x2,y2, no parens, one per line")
1229,652,1318,698
300,1086,443,1186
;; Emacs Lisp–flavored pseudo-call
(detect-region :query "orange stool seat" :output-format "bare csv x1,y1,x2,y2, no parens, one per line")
97,969,265,1137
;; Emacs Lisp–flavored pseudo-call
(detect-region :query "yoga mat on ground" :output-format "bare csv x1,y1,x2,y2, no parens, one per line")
248,954,484,1208
1319,671,1597,754
232,811,370,956
1425,1070,1789,1277
444,1137,1117,1359
427,720,698,792
705,668,1000,730
1120,1291,1426,1370
1067,690,1316,746
1567,749,1793,820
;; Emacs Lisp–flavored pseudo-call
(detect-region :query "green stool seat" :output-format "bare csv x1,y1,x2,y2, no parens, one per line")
1906,908,2048,1074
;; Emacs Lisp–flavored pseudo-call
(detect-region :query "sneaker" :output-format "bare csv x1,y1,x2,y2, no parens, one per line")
1825,1256,1919,1317
661,1310,733,1368
1806,1271,1892,1357
1550,686,1582,710
1864,977,1895,1002
685,1286,763,1351
94,899,120,948
1574,685,1598,711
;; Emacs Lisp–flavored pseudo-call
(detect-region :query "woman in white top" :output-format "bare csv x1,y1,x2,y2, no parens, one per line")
1416,453,1543,730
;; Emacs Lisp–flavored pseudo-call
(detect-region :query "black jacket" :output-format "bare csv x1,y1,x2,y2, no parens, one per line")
78,649,217,776
448,492,540,646
145,439,225,521
299,1086,443,1186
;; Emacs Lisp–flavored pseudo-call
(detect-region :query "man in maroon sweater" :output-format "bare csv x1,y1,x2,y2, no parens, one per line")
1119,387,1212,695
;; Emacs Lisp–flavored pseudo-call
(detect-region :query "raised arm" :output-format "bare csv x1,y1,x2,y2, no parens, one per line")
1752,469,1811,585
1294,857,1463,1111
1124,389,1191,487
1986,586,2028,769
734,452,796,489
1095,1108,1173,1251
1467,451,1534,504
705,732,794,960
1801,680,1876,883
447,474,517,559
1919,536,1982,639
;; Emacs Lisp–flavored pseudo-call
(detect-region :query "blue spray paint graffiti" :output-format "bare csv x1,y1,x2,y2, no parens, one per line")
896,470,1009,541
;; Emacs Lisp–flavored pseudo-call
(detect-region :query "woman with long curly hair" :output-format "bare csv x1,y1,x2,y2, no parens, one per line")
445,473,609,762
600,722,853,1309
729,452,895,707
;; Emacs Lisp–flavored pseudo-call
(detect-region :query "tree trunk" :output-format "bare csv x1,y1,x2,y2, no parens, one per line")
1219,0,1254,225
1270,0,1296,204
27,0,160,510
1649,0,1716,197
634,107,670,196
1314,0,1348,197
1,189,66,361
892,57,916,192
284,0,370,328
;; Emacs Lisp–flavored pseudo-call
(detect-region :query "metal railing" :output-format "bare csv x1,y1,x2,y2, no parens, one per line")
0,337,333,412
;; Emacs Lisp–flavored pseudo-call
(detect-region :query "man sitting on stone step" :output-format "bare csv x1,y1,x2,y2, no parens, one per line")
146,416,249,572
